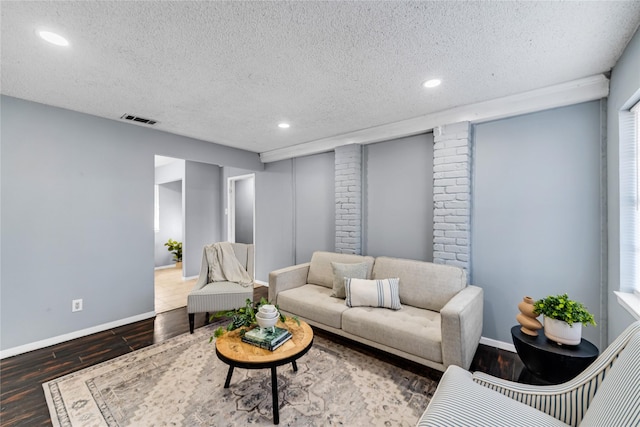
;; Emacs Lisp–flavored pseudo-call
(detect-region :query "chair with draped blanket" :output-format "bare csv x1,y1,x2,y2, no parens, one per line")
187,242,254,333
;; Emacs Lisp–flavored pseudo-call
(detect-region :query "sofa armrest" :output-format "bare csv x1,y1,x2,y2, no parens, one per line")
268,263,310,302
440,285,483,370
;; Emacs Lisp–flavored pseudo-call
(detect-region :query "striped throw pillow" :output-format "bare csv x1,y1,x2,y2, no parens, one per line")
345,278,402,310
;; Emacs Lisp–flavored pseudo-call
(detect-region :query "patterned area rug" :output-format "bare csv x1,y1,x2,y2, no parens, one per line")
43,324,437,426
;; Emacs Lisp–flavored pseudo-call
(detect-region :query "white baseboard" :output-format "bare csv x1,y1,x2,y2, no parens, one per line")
255,280,268,287
0,311,157,359
480,336,516,353
183,275,198,280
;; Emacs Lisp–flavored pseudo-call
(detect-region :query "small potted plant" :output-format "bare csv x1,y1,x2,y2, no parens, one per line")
210,298,298,340
164,238,182,268
533,293,596,345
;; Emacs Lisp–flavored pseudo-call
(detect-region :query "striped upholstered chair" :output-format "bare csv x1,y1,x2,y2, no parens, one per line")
187,243,254,334
417,320,640,426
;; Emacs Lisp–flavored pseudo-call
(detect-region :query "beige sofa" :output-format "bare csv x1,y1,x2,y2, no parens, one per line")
269,251,484,371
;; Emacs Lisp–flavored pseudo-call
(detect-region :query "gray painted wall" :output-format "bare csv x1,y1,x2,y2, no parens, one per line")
155,159,185,185
607,27,640,342
472,101,604,347
294,153,335,263
234,177,254,244
0,96,261,352
364,134,434,260
226,153,335,281
155,180,183,267
183,161,221,278
255,160,295,282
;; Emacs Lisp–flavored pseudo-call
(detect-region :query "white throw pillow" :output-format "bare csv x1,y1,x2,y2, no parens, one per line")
345,278,402,310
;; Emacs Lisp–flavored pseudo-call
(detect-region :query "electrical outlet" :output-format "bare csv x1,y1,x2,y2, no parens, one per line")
72,299,83,312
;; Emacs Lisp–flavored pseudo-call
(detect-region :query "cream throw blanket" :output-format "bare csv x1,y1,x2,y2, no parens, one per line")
205,242,253,287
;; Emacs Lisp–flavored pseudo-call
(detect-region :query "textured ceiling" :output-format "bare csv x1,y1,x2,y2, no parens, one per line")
2,1,639,155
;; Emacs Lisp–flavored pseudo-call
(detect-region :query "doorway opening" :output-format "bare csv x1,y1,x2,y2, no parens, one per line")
228,174,255,244
154,155,194,313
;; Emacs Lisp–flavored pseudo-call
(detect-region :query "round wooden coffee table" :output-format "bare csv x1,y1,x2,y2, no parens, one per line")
215,318,313,425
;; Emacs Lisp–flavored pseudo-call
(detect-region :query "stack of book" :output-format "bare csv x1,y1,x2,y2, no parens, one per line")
242,326,292,351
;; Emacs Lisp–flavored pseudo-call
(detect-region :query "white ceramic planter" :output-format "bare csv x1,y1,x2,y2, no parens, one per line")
544,316,582,345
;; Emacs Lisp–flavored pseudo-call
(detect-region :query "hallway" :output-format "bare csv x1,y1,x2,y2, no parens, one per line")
154,267,195,313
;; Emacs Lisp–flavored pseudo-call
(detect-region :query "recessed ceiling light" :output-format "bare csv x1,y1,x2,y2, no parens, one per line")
422,79,441,88
38,30,69,47
278,123,290,129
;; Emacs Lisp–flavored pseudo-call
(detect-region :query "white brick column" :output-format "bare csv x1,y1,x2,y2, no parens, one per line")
433,122,472,278
335,144,362,254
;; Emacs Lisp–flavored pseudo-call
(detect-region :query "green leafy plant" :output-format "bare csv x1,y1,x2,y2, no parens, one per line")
533,293,596,327
164,238,182,262
210,298,299,341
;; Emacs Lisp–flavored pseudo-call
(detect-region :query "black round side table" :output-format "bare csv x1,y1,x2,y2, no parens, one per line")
511,325,599,385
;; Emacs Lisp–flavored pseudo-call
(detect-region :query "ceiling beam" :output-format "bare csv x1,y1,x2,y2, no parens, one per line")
260,74,609,163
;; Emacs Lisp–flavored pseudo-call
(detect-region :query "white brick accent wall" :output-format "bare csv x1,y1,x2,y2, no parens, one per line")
433,122,471,277
335,144,362,254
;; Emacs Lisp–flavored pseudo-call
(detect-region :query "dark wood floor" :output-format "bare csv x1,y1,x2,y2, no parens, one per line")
0,286,523,426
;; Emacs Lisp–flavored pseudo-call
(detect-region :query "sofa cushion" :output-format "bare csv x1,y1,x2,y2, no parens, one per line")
345,278,402,310
417,366,569,427
372,257,466,312
276,284,349,329
331,261,369,298
342,304,443,362
307,251,375,289
579,332,640,427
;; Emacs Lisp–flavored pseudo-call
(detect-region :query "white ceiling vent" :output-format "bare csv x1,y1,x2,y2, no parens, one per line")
120,114,158,125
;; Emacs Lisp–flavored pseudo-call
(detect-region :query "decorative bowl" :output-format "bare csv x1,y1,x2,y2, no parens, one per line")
260,304,277,313
256,314,278,329
257,308,279,319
